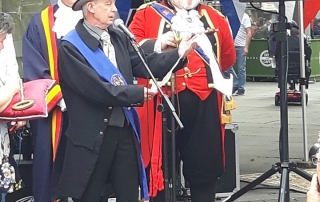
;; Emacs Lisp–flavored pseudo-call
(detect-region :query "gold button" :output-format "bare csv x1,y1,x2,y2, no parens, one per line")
127,107,131,110
104,119,108,123
184,67,189,71
184,75,188,78
99,131,104,135
182,82,186,86
108,106,113,110
166,24,171,29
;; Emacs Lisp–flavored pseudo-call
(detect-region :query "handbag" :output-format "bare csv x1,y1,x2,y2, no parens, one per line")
0,79,62,121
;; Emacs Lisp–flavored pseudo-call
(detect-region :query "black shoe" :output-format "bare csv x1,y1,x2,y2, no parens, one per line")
236,91,245,96
232,87,238,94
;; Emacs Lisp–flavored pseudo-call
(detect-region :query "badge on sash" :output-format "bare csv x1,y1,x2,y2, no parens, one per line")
111,74,125,86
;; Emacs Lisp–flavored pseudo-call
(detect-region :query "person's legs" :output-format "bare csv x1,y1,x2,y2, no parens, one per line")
177,89,223,201
30,118,53,202
236,46,246,94
189,181,218,202
77,127,119,202
109,124,140,202
227,67,238,81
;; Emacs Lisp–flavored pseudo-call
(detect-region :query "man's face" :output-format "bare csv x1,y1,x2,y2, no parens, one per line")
89,0,117,29
62,0,78,7
251,25,257,37
0,32,7,51
169,0,200,10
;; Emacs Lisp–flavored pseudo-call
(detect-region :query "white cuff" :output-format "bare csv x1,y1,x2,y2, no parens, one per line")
57,99,67,112
154,39,162,53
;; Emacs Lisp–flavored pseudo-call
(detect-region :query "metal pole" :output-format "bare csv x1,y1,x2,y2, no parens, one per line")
170,74,176,202
297,0,309,162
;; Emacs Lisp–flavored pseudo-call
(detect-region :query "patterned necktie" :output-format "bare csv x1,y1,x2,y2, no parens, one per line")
101,31,118,68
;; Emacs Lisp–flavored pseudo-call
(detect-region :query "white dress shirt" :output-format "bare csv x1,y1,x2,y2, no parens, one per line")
0,34,19,87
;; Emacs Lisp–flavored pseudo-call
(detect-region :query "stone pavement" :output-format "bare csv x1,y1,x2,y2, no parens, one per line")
221,81,320,202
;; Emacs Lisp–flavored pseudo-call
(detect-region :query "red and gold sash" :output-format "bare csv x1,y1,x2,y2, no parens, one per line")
41,6,63,162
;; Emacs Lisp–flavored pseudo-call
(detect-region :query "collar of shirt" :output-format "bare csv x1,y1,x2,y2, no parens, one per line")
57,0,70,10
83,20,105,42
52,0,83,39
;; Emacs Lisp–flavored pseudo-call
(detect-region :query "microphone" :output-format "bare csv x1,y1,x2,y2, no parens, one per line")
114,19,136,41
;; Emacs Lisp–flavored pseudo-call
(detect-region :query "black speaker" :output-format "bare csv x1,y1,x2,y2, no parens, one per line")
216,126,239,194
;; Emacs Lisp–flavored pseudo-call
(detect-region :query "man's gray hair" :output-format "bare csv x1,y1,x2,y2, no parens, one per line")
0,13,14,34
82,4,88,17
290,27,299,36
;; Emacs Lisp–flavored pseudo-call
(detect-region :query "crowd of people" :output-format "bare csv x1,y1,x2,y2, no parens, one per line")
0,0,319,201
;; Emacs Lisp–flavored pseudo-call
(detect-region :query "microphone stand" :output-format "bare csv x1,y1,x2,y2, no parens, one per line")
170,74,177,202
129,38,183,202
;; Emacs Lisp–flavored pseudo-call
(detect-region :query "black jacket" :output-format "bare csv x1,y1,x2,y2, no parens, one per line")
56,20,185,199
275,34,312,76
287,34,312,61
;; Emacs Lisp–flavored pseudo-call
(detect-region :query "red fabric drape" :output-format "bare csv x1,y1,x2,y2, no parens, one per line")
304,0,320,30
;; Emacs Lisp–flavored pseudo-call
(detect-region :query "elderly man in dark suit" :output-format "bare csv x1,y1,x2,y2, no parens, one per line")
54,0,193,201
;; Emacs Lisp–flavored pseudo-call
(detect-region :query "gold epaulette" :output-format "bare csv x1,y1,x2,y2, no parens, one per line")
224,96,237,111
221,95,236,124
137,1,155,10
221,112,232,124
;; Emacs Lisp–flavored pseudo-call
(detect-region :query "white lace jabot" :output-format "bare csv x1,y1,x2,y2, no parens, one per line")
52,0,83,39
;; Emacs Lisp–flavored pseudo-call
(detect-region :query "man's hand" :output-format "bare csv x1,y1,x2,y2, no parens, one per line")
144,87,158,101
10,121,27,131
307,174,320,202
178,33,196,57
159,31,177,50
243,47,249,56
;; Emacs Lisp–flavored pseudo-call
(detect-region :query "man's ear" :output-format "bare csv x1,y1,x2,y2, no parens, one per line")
87,2,95,13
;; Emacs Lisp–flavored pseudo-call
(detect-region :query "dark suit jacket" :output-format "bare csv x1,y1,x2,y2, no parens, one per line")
275,34,312,77
56,20,185,199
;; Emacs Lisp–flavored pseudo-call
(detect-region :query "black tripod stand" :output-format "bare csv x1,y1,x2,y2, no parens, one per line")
224,1,312,201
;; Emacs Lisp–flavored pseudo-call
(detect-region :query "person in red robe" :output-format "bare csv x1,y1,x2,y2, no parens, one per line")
129,0,236,201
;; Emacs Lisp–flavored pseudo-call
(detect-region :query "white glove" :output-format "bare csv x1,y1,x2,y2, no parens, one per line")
154,31,177,53
57,98,67,112
178,32,194,57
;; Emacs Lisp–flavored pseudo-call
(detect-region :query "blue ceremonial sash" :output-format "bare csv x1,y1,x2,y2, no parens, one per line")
62,30,149,200
151,3,210,64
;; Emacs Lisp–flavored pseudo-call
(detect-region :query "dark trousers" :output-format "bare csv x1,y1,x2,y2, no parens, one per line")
74,124,140,202
189,181,218,202
30,116,53,202
178,90,222,201
149,177,218,202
